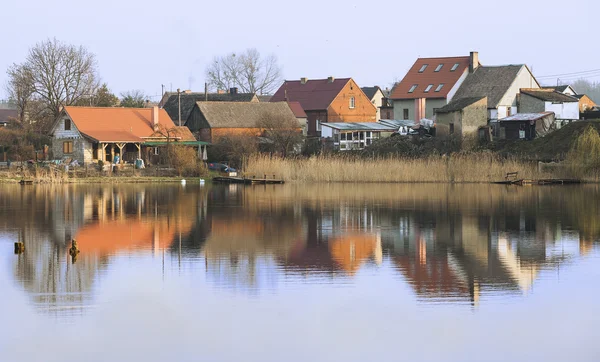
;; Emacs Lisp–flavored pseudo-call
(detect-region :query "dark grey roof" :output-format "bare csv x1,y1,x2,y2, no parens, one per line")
0,109,18,123
361,86,382,100
195,102,298,128
436,97,487,113
162,92,258,122
520,89,579,102
452,65,525,108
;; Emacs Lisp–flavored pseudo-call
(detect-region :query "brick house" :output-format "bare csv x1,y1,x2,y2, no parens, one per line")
186,102,300,143
270,77,376,137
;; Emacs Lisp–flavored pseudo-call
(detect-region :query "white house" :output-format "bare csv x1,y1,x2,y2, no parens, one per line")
542,85,577,96
321,122,396,151
519,89,579,122
361,86,386,121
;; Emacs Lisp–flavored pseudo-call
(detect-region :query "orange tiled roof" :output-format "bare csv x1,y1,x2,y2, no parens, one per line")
63,107,177,142
390,56,470,100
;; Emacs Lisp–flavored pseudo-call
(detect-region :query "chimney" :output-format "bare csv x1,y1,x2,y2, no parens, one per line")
300,77,308,85
230,87,238,94
469,51,479,73
152,106,159,130
327,76,335,83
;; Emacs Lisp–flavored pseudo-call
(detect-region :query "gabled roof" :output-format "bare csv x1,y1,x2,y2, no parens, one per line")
60,107,191,143
542,85,575,94
270,78,351,111
287,101,307,118
162,92,258,123
258,95,272,102
500,112,555,122
452,65,531,108
361,86,383,100
194,102,299,128
520,89,579,102
436,97,487,113
0,109,18,123
390,56,471,100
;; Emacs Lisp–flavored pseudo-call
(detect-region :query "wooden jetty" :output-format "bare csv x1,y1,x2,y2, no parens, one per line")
19,179,33,185
212,175,285,185
493,178,581,185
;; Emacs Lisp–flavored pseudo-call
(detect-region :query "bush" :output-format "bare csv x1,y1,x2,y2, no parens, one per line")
207,135,258,170
166,145,207,177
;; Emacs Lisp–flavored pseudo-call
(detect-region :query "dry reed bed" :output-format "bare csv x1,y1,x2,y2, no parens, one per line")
246,154,551,183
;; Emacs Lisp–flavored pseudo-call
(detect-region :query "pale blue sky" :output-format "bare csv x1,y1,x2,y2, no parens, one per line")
2,0,599,100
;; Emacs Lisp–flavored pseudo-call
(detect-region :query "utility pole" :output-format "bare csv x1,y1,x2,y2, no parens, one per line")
177,88,181,126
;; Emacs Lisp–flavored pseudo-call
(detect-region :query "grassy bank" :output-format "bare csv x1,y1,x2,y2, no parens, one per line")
246,153,561,183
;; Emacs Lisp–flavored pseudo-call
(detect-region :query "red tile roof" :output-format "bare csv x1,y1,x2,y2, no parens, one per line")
390,56,471,100
62,107,178,142
286,101,307,118
270,78,351,111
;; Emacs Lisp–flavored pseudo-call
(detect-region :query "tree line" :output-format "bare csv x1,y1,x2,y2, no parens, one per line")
5,38,283,133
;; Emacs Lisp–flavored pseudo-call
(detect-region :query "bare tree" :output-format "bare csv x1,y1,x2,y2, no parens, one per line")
120,89,148,108
6,38,99,130
206,48,282,95
5,64,34,124
257,111,303,157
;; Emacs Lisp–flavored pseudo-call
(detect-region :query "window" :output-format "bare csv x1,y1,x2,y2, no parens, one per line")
403,109,409,120
418,64,428,73
435,64,443,72
366,131,371,138
63,141,73,154
451,63,460,71
153,147,159,155
435,84,444,92
408,84,418,93
349,97,355,109
366,139,372,146
341,133,346,141
347,132,353,140
64,119,71,131
449,123,455,135
424,84,433,93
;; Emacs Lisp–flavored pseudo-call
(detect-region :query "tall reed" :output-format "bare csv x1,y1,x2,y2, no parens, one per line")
245,153,551,183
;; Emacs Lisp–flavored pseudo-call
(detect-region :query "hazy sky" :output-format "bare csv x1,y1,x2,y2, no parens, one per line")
2,0,599,100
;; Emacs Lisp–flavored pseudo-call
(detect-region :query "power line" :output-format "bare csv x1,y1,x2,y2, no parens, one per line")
536,68,600,79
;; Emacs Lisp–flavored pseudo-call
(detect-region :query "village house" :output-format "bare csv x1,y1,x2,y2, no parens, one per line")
576,94,598,113
270,77,376,137
542,85,577,96
321,122,396,151
161,88,259,126
435,97,488,137
185,102,300,143
50,106,199,165
286,101,308,136
390,52,478,121
361,86,386,120
0,109,17,127
451,64,540,120
498,112,555,140
519,89,579,123
379,96,394,120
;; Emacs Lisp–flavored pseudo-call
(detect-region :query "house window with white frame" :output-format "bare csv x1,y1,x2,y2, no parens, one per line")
451,63,460,71
349,97,355,109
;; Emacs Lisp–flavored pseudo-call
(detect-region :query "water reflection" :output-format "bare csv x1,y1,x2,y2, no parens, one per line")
1,183,599,314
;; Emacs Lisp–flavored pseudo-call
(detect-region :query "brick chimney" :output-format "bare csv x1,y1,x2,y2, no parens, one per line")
469,51,479,73
300,77,308,85
327,76,335,83
152,106,159,131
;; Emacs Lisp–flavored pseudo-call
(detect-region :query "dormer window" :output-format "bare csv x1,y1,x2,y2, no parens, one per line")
435,64,443,72
418,64,428,73
424,84,433,93
435,84,444,92
451,63,459,71
408,85,418,93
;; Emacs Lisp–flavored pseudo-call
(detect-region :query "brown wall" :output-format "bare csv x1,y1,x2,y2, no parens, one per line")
327,79,377,123
436,98,487,138
306,110,328,137
579,95,597,113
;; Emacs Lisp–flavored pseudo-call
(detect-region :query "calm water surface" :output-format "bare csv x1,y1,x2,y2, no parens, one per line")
0,183,599,362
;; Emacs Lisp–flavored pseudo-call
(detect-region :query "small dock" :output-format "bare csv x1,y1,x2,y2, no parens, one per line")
212,175,285,185
19,179,34,185
494,179,581,185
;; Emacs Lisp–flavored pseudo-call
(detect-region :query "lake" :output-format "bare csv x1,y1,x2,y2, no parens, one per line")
0,183,599,362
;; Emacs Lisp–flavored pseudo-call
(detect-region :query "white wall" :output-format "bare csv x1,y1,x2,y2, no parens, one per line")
499,66,540,111
545,101,579,120
489,109,498,120
447,69,470,102
371,90,385,121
